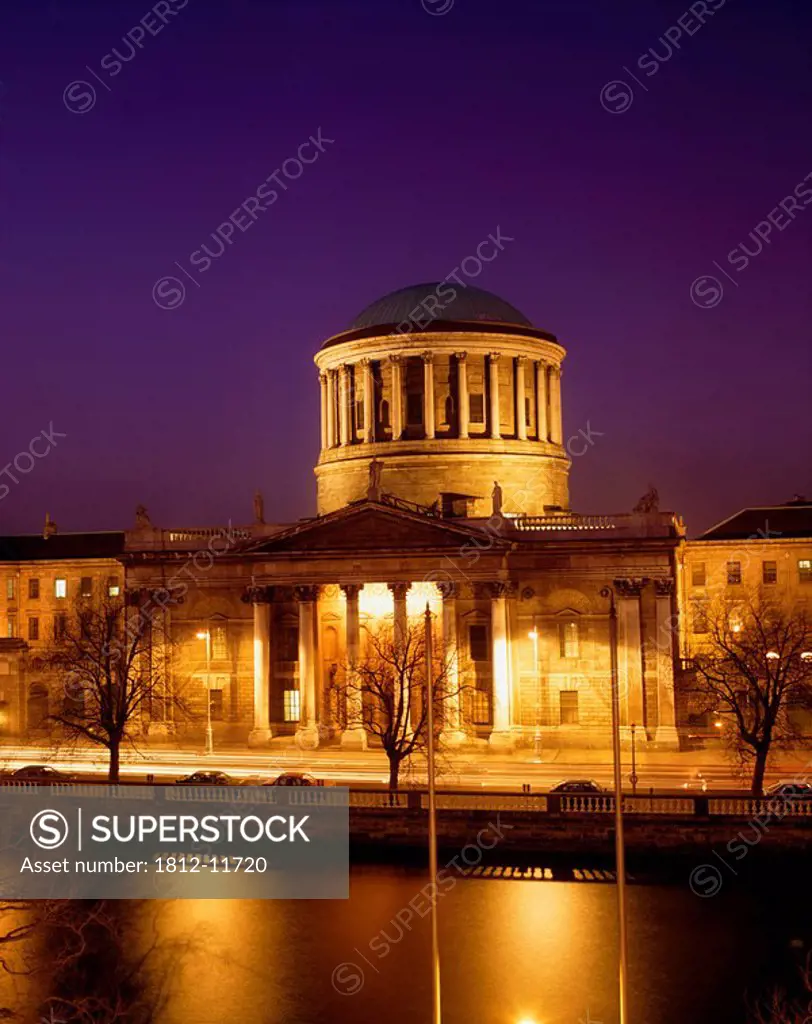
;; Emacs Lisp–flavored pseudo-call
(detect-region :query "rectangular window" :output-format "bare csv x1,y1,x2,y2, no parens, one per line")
80,577,93,598
406,392,423,425
280,625,299,663
727,561,742,585
799,559,812,583
524,396,531,427
762,561,778,585
469,689,491,725
28,617,39,641
468,624,489,662
6,579,14,601
211,626,227,660
559,621,580,659
283,689,301,722
107,577,120,597
355,401,364,431
209,689,224,722
559,690,579,725
7,616,16,639
54,578,67,599
692,601,709,634
691,562,706,587
28,578,39,600
469,393,485,424
54,614,67,639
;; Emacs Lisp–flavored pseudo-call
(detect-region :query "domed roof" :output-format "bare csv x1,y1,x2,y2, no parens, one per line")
349,283,533,330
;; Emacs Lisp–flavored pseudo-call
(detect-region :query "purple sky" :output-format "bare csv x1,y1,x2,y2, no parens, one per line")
1,0,810,537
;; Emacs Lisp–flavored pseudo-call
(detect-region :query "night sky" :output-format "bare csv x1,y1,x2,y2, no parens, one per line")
1,0,810,537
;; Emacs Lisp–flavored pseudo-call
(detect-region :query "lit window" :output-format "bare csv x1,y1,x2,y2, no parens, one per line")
762,561,777,585
559,691,579,725
693,601,709,634
211,626,227,660
469,689,491,725
468,624,489,662
28,578,39,600
7,616,16,638
283,689,300,722
691,563,706,587
107,577,120,597
799,559,812,583
6,578,15,600
80,577,93,598
729,609,743,634
28,617,39,641
559,621,580,659
54,578,67,599
469,394,485,424
727,561,742,585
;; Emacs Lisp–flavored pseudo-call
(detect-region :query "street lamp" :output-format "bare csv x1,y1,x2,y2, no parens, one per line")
195,630,214,756
528,628,542,759
600,585,629,1024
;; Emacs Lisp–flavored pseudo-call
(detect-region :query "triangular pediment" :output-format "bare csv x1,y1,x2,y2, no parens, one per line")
246,501,506,555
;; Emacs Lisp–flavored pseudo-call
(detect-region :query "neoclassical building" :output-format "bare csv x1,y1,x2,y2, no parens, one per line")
4,281,764,754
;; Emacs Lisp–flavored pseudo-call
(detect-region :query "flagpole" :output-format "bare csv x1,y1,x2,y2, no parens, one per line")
424,602,442,1024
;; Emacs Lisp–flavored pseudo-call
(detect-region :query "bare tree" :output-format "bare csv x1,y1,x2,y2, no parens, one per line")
747,950,812,1023
689,592,812,795
330,620,466,792
40,595,187,783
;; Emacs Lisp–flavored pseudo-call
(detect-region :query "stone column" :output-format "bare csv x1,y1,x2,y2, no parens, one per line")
550,366,563,445
325,370,336,448
361,359,375,443
319,373,328,450
615,578,646,735
338,365,351,446
340,583,367,749
295,585,320,749
390,355,404,440
653,579,680,747
439,583,466,746
515,356,527,441
456,352,469,439
244,586,272,746
388,582,412,729
489,353,501,440
422,352,435,440
536,361,548,441
487,582,516,749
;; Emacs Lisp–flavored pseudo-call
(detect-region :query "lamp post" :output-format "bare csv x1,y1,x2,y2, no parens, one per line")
629,722,638,795
528,627,542,759
196,629,214,756
600,585,629,1024
424,603,442,1024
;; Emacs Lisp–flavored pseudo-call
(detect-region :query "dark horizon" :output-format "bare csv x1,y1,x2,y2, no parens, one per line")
1,0,810,538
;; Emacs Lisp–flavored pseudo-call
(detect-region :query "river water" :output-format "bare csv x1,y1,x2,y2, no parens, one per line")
2,863,810,1023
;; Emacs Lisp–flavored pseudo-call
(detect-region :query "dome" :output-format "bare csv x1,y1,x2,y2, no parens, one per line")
349,283,533,330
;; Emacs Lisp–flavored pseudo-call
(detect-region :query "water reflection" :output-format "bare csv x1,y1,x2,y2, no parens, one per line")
1,866,810,1023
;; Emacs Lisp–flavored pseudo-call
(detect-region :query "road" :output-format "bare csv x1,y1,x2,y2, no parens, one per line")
1,743,808,791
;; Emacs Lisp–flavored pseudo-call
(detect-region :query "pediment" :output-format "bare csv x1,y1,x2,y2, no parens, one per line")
247,501,505,556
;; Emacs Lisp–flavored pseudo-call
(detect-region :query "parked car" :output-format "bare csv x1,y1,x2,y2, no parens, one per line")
268,772,316,787
9,765,76,782
549,779,604,794
175,771,233,785
765,780,812,800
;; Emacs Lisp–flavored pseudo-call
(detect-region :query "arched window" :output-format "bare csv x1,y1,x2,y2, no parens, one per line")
443,394,454,426
379,399,390,429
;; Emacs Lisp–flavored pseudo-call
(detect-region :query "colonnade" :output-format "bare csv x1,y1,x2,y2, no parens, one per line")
318,353,563,450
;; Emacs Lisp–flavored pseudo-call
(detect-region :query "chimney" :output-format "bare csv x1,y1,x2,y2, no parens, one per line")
43,513,58,539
